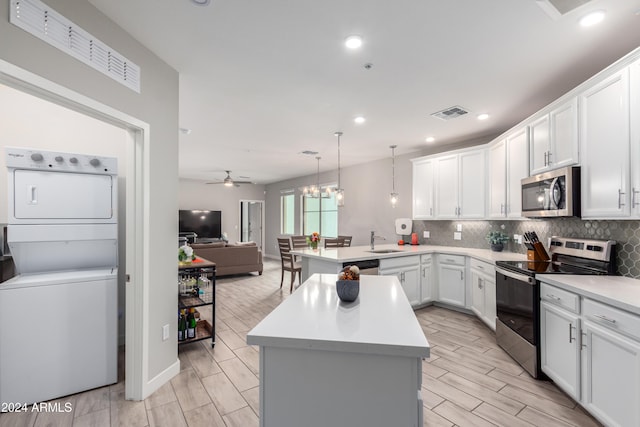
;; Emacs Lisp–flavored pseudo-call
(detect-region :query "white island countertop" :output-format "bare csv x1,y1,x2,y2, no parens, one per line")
291,243,527,264
246,273,430,358
537,274,640,315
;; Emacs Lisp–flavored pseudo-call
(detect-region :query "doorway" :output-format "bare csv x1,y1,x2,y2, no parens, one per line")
0,59,149,400
239,200,265,249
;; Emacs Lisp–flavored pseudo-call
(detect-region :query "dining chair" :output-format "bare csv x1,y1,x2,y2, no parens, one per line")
277,238,301,292
338,235,352,247
290,235,308,249
324,237,344,248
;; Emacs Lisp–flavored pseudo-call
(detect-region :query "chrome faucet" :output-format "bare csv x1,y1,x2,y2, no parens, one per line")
370,231,386,250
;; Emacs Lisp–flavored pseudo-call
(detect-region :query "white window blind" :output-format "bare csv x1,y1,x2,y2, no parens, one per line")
10,0,141,93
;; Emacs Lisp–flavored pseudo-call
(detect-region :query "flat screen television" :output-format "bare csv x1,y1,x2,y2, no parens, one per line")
179,210,222,239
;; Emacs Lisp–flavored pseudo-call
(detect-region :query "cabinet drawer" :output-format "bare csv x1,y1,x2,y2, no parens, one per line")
379,255,420,270
540,282,580,314
470,258,494,274
583,298,640,341
438,254,465,266
420,254,432,264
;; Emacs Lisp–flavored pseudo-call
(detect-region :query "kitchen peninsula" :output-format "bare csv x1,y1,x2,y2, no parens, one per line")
246,273,429,427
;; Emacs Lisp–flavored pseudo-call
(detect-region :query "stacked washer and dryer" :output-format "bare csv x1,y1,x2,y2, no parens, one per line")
0,147,118,404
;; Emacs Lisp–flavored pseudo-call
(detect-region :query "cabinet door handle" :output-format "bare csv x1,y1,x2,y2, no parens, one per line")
593,314,617,325
430,207,433,216
633,188,640,208
569,323,575,343
500,203,504,214
477,277,482,289
581,332,587,349
460,271,463,281
547,151,552,165
618,189,625,208
543,151,548,166
546,294,561,302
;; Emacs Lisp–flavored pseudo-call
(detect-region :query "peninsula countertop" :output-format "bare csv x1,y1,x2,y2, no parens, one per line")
290,243,527,264
246,273,430,358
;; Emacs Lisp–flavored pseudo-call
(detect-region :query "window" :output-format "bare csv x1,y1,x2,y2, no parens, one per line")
302,189,338,238
280,191,295,234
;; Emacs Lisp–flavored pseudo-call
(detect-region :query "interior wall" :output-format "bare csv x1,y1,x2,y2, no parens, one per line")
263,137,492,258
0,83,128,343
0,0,179,391
179,179,266,243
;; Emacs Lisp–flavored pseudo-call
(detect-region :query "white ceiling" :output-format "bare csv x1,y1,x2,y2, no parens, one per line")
88,0,640,184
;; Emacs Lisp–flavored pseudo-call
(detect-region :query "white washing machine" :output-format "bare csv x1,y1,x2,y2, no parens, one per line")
1,147,118,404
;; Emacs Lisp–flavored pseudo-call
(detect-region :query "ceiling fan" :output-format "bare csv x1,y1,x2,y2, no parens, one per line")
206,170,253,187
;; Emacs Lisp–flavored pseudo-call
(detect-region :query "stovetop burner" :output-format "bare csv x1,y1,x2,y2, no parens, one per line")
496,236,617,277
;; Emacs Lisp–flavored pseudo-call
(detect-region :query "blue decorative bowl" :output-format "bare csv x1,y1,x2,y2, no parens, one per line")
336,280,359,302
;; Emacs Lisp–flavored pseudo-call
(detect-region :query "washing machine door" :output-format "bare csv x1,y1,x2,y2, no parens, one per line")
11,170,115,221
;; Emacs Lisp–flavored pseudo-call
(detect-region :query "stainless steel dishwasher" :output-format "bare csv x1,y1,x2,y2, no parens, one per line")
342,259,379,275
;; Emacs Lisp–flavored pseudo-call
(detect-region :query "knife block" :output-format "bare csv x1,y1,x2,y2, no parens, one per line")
527,244,550,261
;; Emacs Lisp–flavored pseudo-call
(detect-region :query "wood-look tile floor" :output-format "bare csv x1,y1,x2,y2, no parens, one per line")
0,259,603,427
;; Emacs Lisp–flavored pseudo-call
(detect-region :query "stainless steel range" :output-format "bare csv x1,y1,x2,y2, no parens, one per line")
494,236,616,378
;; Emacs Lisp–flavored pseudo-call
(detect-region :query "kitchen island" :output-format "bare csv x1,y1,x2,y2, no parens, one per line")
246,273,430,427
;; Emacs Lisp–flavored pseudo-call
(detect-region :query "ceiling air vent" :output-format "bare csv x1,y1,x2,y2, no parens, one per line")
431,106,469,121
536,0,593,19
9,0,141,93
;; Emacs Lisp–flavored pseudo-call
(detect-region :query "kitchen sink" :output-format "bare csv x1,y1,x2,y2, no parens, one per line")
367,249,403,254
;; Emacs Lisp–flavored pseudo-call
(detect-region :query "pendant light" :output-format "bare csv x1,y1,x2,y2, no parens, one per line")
303,156,323,198
334,131,345,207
390,145,399,208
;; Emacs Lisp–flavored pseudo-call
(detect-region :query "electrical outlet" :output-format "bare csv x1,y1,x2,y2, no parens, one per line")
162,324,170,341
456,224,462,232
454,232,462,241
423,231,430,238
514,234,523,244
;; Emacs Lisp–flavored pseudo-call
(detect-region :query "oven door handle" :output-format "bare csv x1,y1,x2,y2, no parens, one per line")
495,267,535,285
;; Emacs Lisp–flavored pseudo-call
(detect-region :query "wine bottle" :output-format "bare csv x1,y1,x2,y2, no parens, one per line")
187,308,196,339
178,309,187,342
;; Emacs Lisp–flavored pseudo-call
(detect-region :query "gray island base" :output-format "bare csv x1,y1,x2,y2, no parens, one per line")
247,274,430,427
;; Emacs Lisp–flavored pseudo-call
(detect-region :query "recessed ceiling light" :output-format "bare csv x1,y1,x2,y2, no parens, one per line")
345,35,363,49
191,0,211,5
579,10,605,27
477,113,490,121
354,116,366,124
425,136,435,143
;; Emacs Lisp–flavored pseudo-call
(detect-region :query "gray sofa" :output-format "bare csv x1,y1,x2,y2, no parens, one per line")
190,242,263,277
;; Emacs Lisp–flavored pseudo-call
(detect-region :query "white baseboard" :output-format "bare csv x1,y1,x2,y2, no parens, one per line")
141,358,180,400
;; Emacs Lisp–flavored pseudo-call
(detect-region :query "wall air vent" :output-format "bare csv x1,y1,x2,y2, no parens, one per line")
536,0,593,19
431,106,469,121
10,0,141,93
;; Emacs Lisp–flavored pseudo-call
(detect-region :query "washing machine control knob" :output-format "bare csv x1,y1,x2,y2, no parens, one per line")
54,156,64,162
89,158,101,167
69,157,78,164
30,153,44,162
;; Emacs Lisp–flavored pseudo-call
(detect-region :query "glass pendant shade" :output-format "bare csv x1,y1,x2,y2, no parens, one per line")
335,131,345,207
336,188,345,207
390,145,399,208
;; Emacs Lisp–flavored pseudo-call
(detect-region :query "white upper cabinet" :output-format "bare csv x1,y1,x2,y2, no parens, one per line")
631,59,640,217
488,127,528,219
529,98,579,175
506,127,529,217
434,149,485,219
488,139,506,218
412,158,434,219
580,69,631,218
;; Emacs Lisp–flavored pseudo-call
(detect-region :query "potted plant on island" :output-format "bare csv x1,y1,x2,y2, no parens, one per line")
486,231,510,252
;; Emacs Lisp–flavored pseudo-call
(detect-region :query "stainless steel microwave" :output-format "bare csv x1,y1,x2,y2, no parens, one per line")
521,166,580,218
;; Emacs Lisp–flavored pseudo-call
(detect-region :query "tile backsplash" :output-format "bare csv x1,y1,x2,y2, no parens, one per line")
412,218,640,279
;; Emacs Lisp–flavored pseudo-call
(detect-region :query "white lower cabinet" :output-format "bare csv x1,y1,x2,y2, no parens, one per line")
540,281,640,427
540,301,581,400
470,259,496,330
419,254,433,305
436,254,466,308
379,256,421,306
